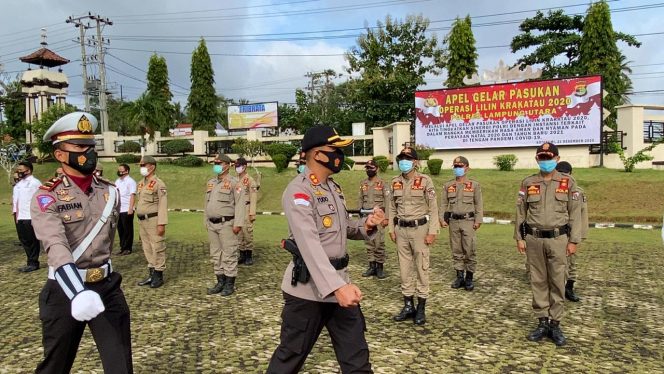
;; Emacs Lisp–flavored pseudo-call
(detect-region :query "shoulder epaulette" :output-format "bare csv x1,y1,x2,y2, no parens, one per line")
96,176,116,186
39,177,62,191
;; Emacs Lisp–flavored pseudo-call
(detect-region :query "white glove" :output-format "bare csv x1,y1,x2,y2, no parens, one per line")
71,290,105,321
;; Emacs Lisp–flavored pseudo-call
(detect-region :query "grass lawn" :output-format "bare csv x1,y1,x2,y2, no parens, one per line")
2,161,663,223
0,205,663,372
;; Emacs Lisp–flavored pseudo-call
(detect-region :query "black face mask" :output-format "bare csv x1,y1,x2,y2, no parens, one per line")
17,171,27,179
117,171,126,177
66,147,98,175
316,149,345,174
366,169,377,178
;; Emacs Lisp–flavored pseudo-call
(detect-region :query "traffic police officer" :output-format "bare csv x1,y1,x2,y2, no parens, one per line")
439,156,483,291
135,155,168,288
358,159,388,279
205,153,245,296
235,157,258,266
31,112,132,373
555,161,587,302
387,147,439,326
267,126,383,373
515,142,582,346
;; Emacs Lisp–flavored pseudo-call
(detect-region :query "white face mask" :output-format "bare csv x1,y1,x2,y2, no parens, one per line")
140,167,149,177
235,166,245,174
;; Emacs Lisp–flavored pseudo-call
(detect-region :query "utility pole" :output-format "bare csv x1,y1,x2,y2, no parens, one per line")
91,14,112,133
66,15,93,112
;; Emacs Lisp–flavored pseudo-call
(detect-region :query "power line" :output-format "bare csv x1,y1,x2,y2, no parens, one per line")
110,0,323,18
106,52,189,91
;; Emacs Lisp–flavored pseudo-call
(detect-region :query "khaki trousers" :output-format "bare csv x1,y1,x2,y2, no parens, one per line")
525,234,567,321
207,220,240,277
395,225,430,299
566,253,577,281
138,216,166,271
448,218,477,272
364,225,386,263
238,208,254,252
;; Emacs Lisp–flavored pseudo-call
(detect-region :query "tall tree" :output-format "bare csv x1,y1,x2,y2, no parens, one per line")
346,15,445,125
139,53,174,136
0,80,26,140
147,53,172,102
580,0,637,129
444,15,478,88
107,97,139,136
188,38,219,133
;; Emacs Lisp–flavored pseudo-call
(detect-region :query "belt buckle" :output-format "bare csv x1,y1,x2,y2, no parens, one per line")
86,267,105,283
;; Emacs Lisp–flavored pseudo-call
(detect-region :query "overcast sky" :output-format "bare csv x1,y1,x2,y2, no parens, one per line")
1,0,663,111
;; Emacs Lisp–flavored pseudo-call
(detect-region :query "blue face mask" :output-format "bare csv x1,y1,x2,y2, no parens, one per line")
398,159,414,173
453,167,465,177
538,160,557,173
213,164,223,175
297,164,305,174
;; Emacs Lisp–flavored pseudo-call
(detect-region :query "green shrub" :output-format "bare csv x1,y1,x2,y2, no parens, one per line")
172,155,204,167
158,158,173,164
117,141,141,153
493,154,518,171
115,154,141,164
162,139,193,155
265,143,298,166
427,159,443,175
343,157,355,170
272,154,288,172
374,157,390,172
413,145,435,160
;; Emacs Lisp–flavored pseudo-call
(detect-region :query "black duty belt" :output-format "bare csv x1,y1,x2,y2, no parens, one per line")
330,254,350,270
525,224,569,239
450,212,475,220
209,216,235,224
394,217,429,228
137,212,158,221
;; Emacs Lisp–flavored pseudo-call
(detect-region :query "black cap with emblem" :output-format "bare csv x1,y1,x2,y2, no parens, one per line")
301,126,353,152
536,142,559,158
396,147,418,161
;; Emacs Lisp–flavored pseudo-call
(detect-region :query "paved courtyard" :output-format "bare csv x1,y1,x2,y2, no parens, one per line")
0,219,662,373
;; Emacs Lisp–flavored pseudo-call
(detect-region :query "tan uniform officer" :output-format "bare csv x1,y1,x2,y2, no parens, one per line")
358,159,388,279
515,142,582,347
555,161,587,302
204,154,245,296
387,147,439,326
135,155,168,288
439,156,483,291
267,126,383,373
235,157,258,266
31,112,132,373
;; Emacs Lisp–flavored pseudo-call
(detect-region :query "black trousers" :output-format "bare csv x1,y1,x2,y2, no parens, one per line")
117,212,135,252
267,292,372,374
16,219,39,266
36,272,133,374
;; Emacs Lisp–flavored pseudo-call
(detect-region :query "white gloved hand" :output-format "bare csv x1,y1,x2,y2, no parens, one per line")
71,290,105,321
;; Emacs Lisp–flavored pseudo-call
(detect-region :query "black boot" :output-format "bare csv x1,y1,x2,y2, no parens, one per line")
238,250,247,265
565,280,580,302
548,320,567,346
393,296,416,322
464,271,475,291
375,262,386,279
527,317,549,342
245,251,254,266
220,276,236,296
150,270,164,288
451,270,465,289
362,262,376,277
207,274,226,294
137,268,154,286
414,297,426,325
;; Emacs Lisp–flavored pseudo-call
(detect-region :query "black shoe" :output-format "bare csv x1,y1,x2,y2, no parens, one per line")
451,270,465,289
150,270,164,288
244,251,254,266
393,296,416,322
548,320,567,346
362,262,376,277
414,297,426,325
464,271,475,291
375,263,387,279
138,268,154,286
238,250,247,265
565,280,580,302
207,274,226,294
121,250,132,256
527,317,550,342
220,277,236,296
18,264,39,273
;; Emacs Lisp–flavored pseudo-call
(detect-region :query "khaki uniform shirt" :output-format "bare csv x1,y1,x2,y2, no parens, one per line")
439,178,484,224
31,175,119,270
204,174,246,226
238,174,258,217
514,171,583,243
281,168,374,302
578,186,589,240
387,171,440,235
135,175,168,225
358,176,386,211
